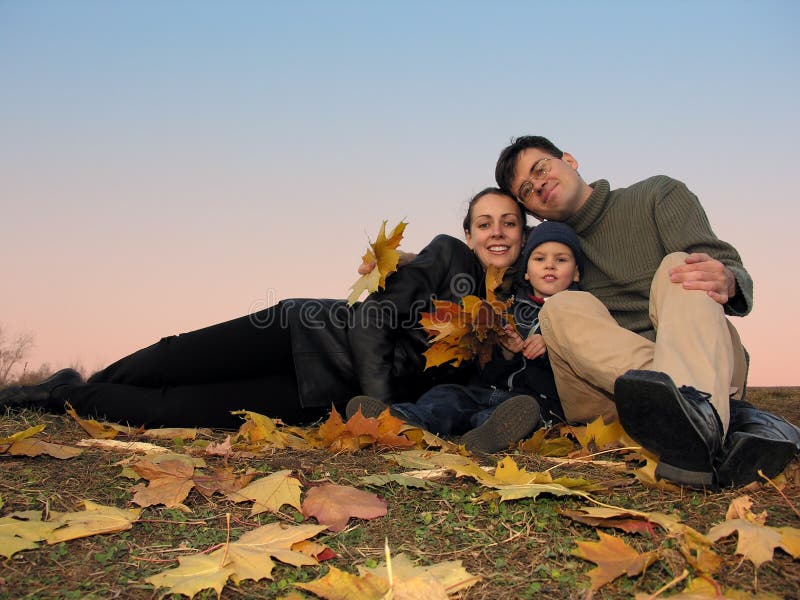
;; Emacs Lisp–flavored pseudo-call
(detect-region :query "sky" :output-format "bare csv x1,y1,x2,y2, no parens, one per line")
1,0,798,386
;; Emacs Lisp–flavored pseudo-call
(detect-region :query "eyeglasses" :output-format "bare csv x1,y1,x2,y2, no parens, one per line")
516,157,554,205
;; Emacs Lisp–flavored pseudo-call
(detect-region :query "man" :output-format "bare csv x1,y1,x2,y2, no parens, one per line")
494,136,798,488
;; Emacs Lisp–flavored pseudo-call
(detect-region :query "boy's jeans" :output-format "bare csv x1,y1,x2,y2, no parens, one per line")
390,384,514,436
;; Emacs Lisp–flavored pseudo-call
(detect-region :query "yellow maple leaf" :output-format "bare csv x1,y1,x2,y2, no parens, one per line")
228,469,303,516
65,403,120,439
45,500,141,544
297,565,389,599
146,551,235,598
226,523,326,582
347,220,407,305
571,417,626,451
706,519,799,568
572,530,658,590
359,553,479,597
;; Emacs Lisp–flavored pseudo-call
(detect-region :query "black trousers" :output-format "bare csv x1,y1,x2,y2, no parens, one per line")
55,305,330,429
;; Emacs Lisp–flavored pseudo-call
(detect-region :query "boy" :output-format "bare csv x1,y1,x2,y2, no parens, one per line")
346,221,583,453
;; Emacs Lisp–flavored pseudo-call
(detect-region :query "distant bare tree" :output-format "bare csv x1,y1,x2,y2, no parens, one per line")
0,325,35,386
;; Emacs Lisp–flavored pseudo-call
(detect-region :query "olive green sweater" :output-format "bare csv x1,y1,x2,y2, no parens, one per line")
565,177,753,341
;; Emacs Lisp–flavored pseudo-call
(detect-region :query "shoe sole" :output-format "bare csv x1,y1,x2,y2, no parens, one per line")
345,396,388,420
614,372,715,487
717,432,797,488
461,395,540,454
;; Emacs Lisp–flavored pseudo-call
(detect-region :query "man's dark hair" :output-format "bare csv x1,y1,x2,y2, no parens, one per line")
495,136,564,194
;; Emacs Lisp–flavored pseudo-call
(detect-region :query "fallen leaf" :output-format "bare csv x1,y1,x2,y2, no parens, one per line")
233,410,298,449
142,427,199,440
226,523,326,582
347,220,407,305
193,467,255,498
519,427,575,456
478,482,592,504
129,453,196,508
706,519,782,568
45,500,141,544
725,495,767,524
65,404,119,439
359,553,480,596
360,473,430,489
8,438,83,459
706,520,800,567
297,565,389,599
0,514,61,558
301,484,387,532
0,424,46,445
571,530,658,590
146,550,235,598
228,470,303,516
570,417,626,451
76,438,170,454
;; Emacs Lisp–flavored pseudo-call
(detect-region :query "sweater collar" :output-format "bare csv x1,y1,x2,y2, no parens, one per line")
566,179,610,235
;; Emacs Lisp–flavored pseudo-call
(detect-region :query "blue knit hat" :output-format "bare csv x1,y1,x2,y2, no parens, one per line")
521,221,584,275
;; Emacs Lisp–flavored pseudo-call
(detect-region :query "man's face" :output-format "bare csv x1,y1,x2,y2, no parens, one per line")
511,148,589,221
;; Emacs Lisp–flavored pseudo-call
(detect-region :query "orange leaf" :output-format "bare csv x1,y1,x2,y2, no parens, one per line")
301,484,387,532
572,530,658,590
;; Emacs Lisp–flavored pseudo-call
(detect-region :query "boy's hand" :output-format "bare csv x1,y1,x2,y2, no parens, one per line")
522,333,547,360
499,324,524,354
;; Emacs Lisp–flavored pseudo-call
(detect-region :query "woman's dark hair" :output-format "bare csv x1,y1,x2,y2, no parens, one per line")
494,136,564,194
462,187,525,233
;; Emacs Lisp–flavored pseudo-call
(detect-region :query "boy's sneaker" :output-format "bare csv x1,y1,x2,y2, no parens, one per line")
461,395,541,454
345,395,390,419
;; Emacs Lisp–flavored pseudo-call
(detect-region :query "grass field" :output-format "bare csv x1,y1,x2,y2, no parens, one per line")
1,387,798,599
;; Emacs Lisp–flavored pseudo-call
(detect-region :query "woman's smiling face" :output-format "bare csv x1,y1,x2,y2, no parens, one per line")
464,192,524,270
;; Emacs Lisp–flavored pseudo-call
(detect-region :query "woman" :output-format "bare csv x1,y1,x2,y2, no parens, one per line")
1,189,525,428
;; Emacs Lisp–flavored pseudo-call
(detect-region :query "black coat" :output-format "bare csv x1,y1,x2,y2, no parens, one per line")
284,235,488,409
348,234,490,404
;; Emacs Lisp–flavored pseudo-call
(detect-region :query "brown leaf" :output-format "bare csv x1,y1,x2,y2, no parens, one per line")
193,466,255,498
571,530,658,590
301,484,387,532
8,438,83,459
129,453,196,508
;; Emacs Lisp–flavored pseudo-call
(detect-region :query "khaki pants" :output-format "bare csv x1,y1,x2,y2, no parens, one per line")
539,253,747,433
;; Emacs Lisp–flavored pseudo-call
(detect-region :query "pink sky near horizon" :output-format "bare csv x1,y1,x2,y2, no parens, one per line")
2,2,799,387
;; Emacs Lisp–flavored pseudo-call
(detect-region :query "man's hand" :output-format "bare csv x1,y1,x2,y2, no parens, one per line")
357,251,417,275
668,253,736,305
522,333,547,360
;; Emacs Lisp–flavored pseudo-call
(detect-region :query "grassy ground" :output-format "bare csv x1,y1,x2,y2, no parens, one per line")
1,388,798,599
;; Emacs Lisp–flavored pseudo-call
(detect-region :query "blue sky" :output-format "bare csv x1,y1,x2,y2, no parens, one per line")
1,0,798,384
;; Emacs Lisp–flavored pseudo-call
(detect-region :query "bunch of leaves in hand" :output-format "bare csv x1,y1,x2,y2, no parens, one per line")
347,220,407,305
419,269,514,369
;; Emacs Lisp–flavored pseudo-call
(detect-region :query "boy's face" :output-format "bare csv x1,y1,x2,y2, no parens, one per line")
525,241,580,298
